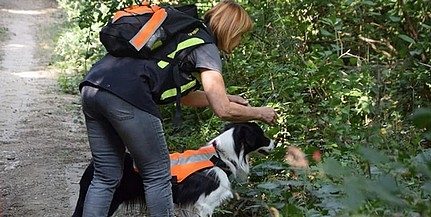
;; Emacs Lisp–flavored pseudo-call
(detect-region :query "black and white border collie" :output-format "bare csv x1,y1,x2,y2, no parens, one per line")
72,122,275,217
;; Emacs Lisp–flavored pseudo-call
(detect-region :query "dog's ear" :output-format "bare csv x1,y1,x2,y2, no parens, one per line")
223,122,266,155
235,123,260,155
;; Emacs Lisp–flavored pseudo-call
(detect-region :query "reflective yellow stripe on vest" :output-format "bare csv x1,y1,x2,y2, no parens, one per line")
160,80,197,101
170,146,216,182
157,37,205,69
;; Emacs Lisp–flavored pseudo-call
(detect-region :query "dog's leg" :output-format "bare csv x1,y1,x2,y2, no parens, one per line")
195,169,234,217
71,185,88,217
196,190,233,217
72,154,146,217
71,161,95,217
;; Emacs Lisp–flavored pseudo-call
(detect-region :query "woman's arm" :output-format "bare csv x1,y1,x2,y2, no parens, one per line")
181,90,250,107
180,90,209,107
194,69,277,125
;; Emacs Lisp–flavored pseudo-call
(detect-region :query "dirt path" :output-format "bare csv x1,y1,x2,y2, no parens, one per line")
0,0,90,216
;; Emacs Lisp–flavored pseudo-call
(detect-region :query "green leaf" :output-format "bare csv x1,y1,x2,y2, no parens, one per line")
423,181,431,195
277,180,305,187
411,108,431,129
358,146,389,164
398,34,416,44
253,161,285,170
421,23,431,29
363,1,377,6
413,149,431,165
368,174,406,206
378,174,399,193
258,181,280,190
389,15,401,22
320,28,333,37
321,158,351,178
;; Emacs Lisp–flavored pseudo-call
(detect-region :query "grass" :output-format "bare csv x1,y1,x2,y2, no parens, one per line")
0,26,10,63
0,26,8,40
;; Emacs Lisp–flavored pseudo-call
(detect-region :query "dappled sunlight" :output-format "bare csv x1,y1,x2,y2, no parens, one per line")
0,8,58,16
11,70,57,79
4,43,26,49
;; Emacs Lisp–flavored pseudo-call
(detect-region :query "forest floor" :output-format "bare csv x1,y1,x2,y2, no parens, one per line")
0,0,91,216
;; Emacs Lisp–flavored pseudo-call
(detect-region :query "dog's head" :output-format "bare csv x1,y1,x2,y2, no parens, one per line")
210,122,275,180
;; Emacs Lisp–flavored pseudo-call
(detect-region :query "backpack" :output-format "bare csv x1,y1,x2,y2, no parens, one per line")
99,2,207,60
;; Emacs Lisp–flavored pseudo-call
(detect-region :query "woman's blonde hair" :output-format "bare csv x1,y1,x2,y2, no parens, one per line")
204,0,253,53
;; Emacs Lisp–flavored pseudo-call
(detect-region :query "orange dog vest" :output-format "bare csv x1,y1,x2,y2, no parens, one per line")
133,145,218,183
170,146,217,183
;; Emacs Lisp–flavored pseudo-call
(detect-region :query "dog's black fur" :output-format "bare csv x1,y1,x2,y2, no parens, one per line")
72,122,274,217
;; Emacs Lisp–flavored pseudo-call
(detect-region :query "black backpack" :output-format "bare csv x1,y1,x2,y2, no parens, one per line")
99,2,207,60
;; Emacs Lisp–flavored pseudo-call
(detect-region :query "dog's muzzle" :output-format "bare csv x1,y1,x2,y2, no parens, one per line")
257,140,275,156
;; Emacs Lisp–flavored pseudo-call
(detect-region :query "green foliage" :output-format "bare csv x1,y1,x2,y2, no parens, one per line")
411,107,431,141
0,26,9,43
0,26,9,61
53,0,431,216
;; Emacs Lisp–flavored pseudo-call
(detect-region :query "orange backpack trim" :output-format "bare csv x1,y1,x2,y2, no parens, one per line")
112,3,167,51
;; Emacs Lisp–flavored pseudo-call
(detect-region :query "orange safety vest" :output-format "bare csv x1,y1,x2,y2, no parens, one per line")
133,145,225,183
170,145,217,183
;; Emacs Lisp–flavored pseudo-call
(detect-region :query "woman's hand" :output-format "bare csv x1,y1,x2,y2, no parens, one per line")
257,107,278,125
226,95,278,125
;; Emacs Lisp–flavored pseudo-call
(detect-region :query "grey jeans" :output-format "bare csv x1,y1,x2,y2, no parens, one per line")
80,86,174,217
